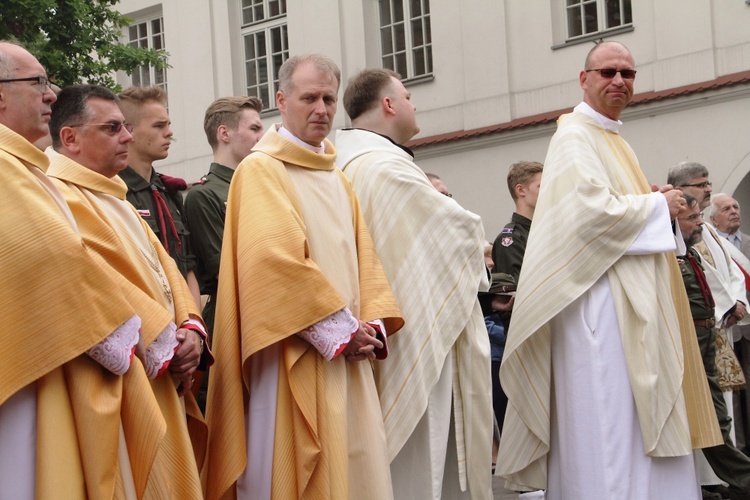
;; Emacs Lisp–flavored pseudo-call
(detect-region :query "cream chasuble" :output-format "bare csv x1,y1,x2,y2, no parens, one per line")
205,127,403,500
337,127,493,500
47,153,206,499
497,108,721,495
0,123,141,499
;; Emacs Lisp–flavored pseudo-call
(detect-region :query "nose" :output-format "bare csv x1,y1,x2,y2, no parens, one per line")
122,128,134,143
313,98,327,115
44,86,57,103
165,126,173,138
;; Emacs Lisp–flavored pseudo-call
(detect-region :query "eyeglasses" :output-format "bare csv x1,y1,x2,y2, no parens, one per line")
679,181,712,189
69,121,133,135
0,75,51,93
585,68,637,80
679,213,703,222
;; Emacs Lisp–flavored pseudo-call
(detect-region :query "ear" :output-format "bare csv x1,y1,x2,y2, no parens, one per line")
58,127,81,154
579,70,588,90
382,96,396,117
514,183,525,199
217,124,230,144
276,90,286,113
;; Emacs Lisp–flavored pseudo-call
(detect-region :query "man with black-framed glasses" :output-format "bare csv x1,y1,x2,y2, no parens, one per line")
0,41,143,498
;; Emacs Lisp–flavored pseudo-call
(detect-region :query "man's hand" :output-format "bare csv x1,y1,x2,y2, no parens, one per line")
491,294,515,312
342,321,383,362
170,328,202,395
734,301,747,322
658,185,686,220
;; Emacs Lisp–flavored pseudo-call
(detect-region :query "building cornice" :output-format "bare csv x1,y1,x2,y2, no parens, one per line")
408,70,750,156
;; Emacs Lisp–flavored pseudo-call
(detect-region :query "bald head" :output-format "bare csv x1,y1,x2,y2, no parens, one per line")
0,41,57,142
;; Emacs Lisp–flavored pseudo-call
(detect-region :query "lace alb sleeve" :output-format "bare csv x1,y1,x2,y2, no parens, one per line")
143,322,179,379
86,314,141,375
298,307,359,361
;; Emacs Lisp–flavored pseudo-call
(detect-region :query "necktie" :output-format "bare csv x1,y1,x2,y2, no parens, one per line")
150,186,181,256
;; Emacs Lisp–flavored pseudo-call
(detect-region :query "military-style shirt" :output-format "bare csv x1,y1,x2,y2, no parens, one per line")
491,212,531,331
118,166,196,279
678,248,715,321
491,212,531,282
184,163,234,332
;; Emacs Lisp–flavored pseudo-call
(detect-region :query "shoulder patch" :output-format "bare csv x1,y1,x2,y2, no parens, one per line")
501,227,514,234
501,236,513,247
137,209,150,218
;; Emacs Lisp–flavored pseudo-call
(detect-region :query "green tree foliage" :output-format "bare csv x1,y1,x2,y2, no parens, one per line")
0,0,169,91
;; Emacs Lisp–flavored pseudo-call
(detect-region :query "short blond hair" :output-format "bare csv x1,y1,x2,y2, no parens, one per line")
118,86,167,125
507,161,543,201
204,96,263,150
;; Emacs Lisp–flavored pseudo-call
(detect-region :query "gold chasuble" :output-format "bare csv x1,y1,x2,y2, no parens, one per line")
205,127,403,500
497,112,722,490
47,153,206,499
0,123,141,499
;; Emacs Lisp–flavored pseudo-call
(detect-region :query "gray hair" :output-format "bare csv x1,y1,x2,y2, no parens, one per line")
277,54,340,95
667,161,709,187
706,192,738,220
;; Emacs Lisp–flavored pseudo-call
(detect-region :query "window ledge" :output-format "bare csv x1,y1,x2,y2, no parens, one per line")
552,25,634,50
402,74,435,87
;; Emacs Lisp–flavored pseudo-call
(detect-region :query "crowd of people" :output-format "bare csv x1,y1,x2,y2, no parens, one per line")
2,36,750,500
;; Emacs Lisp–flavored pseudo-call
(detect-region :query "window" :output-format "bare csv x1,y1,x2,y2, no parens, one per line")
128,16,167,92
566,0,632,39
379,0,432,80
240,0,289,111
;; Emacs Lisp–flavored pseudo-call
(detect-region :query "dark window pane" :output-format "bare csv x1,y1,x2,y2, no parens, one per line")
413,47,425,75
257,33,266,57
584,2,598,33
271,27,282,52
395,52,407,76
383,55,394,70
394,22,406,51
566,0,579,5
270,0,280,17
425,45,432,73
129,25,138,39
244,35,256,58
273,54,284,77
381,27,393,54
280,0,287,14
567,6,582,37
139,23,147,38
258,58,268,83
260,84,270,110
242,7,252,26
424,0,429,15
605,0,620,27
411,19,423,46
393,0,404,23
246,61,258,85
411,0,421,17
623,0,632,23
424,16,431,43
379,0,391,25
254,4,264,22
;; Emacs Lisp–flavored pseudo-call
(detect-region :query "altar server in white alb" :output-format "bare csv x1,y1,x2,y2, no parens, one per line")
337,68,492,499
496,41,722,500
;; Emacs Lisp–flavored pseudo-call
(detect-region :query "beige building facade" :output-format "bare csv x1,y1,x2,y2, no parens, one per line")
116,0,750,239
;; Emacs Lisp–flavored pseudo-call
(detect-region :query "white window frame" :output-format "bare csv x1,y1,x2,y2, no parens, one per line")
127,14,168,92
565,0,632,41
378,0,433,81
239,0,289,111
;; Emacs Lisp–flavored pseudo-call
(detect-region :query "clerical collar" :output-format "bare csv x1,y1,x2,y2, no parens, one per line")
574,102,623,133
342,128,414,158
278,126,326,154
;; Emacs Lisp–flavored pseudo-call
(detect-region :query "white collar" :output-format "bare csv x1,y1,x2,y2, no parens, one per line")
278,126,326,154
574,102,623,133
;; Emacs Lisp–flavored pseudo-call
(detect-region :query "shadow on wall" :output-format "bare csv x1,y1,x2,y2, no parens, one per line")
733,151,750,234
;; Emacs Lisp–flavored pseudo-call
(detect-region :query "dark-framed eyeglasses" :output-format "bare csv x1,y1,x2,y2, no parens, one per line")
679,181,712,189
585,68,637,80
678,213,703,222
69,121,133,135
0,75,51,93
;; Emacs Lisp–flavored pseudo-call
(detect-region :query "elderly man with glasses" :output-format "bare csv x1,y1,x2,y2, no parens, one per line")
497,41,721,499
0,41,144,498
